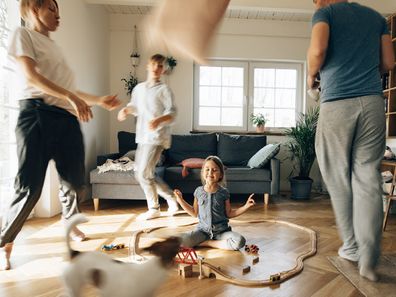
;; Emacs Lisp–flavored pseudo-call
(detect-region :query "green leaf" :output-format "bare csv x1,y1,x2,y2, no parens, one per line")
284,106,320,178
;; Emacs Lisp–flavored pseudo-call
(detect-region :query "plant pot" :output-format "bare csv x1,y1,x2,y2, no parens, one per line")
290,177,313,200
131,57,140,67
255,125,265,133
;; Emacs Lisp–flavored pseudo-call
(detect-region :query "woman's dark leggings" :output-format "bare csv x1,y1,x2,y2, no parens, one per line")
0,99,85,247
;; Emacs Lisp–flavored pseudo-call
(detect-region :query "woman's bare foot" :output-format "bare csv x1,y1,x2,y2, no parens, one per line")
1,242,13,270
71,226,86,242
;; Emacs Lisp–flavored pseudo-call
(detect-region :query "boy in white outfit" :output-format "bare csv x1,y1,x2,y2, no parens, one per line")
118,54,179,220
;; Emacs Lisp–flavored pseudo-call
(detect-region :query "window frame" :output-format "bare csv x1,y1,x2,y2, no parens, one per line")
193,60,249,132
248,61,304,132
193,59,305,133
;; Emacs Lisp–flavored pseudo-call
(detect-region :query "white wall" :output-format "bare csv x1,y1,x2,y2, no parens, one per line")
55,0,111,167
109,14,322,192
36,0,111,214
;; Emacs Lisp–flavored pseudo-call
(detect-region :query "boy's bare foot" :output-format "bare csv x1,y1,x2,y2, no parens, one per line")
1,242,13,271
71,226,87,242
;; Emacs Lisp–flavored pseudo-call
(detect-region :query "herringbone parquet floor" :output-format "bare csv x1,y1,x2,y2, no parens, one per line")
0,194,395,297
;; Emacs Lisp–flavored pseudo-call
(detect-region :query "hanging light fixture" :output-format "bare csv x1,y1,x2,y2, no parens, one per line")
130,25,140,67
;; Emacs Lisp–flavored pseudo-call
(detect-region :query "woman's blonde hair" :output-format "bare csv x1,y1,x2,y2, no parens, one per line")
20,0,58,23
200,156,226,187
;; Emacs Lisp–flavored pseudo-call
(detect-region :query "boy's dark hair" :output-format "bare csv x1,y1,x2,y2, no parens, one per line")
150,54,166,64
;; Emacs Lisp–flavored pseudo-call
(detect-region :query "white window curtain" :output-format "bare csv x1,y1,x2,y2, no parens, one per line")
0,0,20,216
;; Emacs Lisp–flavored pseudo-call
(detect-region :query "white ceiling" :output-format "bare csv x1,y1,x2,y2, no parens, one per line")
103,4,314,22
86,0,396,16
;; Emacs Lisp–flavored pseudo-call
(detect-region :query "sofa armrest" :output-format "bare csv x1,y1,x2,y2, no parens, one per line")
270,158,280,195
97,153,122,166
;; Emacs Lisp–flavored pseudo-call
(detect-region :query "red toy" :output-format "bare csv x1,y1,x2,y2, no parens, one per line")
244,244,259,255
175,247,198,264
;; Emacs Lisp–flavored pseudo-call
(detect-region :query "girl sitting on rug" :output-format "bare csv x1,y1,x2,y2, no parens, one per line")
174,155,255,250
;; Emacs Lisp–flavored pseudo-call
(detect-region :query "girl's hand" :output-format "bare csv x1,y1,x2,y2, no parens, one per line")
244,194,255,209
174,189,183,202
67,94,93,122
99,95,121,110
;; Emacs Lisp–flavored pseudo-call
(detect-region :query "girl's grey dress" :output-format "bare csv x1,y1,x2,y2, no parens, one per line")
181,186,246,250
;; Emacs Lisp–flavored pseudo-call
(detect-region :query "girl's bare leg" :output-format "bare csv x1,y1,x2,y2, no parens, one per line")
199,240,228,249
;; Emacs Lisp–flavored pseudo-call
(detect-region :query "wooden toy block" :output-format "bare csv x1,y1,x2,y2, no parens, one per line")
252,256,259,265
270,273,281,282
242,265,251,274
178,263,193,278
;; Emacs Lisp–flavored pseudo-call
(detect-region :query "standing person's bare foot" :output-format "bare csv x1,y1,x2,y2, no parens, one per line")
359,265,379,282
0,242,13,270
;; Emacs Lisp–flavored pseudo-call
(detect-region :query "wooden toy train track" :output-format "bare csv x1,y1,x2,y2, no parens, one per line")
130,219,317,286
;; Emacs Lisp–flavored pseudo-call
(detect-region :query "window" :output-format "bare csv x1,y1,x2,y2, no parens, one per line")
194,60,303,132
0,0,20,215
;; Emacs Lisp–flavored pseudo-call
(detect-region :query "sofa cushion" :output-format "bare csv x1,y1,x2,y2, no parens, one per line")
217,133,267,166
247,143,280,168
122,150,136,161
118,131,137,155
165,166,202,181
165,166,270,182
225,166,271,181
166,133,217,164
179,158,205,177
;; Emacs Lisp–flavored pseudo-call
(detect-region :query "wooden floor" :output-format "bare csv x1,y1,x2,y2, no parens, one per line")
0,194,395,297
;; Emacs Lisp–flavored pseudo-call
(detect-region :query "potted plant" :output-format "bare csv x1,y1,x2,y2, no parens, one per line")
250,113,268,132
164,56,177,75
284,106,320,199
121,72,139,96
130,52,140,67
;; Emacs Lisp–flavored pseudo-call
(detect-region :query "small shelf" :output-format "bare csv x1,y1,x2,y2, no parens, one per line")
386,14,396,139
383,86,396,93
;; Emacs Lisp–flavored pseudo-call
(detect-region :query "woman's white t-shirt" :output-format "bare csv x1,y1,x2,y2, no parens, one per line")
8,27,76,114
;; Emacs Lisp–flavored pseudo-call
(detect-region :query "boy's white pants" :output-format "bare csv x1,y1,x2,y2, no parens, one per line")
134,143,176,210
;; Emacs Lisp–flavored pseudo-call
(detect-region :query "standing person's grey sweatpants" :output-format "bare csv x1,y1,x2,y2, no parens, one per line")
315,95,385,270
134,143,176,210
0,99,85,247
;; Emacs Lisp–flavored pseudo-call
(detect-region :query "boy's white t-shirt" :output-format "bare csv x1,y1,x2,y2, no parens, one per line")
8,27,77,115
127,81,176,149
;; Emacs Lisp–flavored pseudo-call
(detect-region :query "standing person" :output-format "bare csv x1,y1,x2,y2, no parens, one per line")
308,0,395,281
0,0,120,270
117,54,179,221
174,156,255,250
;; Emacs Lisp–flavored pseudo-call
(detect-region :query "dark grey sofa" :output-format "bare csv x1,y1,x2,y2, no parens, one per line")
90,131,280,211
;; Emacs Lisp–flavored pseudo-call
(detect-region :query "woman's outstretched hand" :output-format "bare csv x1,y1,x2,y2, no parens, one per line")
99,95,121,110
67,94,93,122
